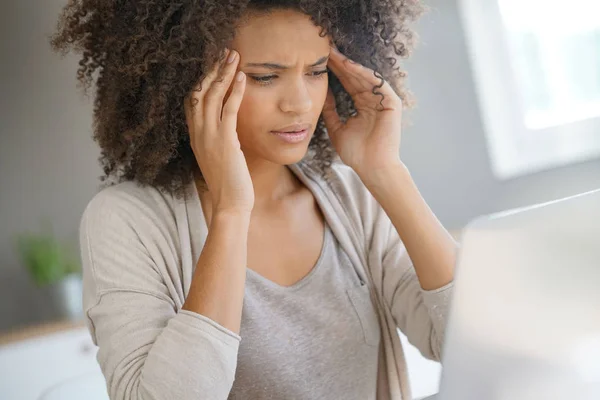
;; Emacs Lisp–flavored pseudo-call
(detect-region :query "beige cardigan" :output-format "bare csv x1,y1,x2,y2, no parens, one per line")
80,159,453,400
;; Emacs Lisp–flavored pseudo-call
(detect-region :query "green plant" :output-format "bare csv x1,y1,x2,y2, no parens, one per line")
16,231,81,287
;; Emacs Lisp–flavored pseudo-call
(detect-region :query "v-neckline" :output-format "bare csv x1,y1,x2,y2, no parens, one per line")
245,224,331,291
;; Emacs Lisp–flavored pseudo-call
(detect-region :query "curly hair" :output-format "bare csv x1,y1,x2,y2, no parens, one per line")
51,0,425,198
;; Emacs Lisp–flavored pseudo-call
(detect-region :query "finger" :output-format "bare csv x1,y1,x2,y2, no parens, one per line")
221,71,246,143
327,61,364,97
198,48,229,91
204,50,240,130
321,87,343,136
344,63,399,107
328,47,368,95
185,48,230,137
329,47,400,110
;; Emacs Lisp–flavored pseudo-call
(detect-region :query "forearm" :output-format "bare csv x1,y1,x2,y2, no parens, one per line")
183,211,250,334
359,163,457,291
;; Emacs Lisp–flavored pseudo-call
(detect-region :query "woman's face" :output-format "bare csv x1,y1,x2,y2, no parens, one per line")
229,9,331,166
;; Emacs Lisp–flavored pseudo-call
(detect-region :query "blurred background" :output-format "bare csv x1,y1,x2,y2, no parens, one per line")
0,0,599,399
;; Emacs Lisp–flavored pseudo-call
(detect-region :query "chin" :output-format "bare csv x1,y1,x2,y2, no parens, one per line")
265,145,310,166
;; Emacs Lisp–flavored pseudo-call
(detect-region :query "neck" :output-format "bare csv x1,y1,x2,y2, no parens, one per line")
196,156,301,222
245,157,300,208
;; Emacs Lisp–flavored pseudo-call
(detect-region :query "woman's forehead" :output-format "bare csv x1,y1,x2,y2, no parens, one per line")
232,9,331,51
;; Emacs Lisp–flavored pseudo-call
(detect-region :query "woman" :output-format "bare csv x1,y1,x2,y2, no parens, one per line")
52,1,457,399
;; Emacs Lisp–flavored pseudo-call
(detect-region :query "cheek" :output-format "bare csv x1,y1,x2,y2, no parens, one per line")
311,73,329,99
236,89,271,134
315,79,329,108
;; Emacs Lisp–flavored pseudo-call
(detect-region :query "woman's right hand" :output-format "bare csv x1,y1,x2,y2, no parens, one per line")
185,49,254,215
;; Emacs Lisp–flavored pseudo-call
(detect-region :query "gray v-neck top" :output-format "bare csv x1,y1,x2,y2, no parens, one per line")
229,224,381,399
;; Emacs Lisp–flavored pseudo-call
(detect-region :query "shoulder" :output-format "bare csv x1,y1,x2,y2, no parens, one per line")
296,160,389,239
79,182,187,311
80,180,187,241
298,161,374,207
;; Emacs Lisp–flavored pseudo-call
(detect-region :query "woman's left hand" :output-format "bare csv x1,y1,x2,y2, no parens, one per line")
322,46,403,176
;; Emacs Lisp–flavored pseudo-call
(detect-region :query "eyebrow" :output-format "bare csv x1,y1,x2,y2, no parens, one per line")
244,55,329,70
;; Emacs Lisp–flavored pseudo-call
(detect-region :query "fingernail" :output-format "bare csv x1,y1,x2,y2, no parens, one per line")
236,71,245,82
227,50,237,63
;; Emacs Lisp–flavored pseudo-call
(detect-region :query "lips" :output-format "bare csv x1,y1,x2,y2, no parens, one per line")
271,123,311,134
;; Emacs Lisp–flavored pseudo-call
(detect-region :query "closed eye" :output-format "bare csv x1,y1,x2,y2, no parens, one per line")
310,70,328,77
248,69,328,86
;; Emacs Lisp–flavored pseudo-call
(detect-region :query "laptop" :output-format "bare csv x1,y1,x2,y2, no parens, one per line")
431,188,600,400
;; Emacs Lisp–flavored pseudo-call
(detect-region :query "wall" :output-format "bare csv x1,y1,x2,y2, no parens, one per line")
0,0,100,331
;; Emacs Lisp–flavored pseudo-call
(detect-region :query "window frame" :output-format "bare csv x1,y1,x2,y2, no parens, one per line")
458,0,600,179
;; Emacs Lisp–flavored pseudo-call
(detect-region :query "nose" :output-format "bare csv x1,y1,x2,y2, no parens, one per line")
279,78,313,114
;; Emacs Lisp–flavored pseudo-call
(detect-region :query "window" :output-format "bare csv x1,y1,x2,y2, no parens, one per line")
459,0,600,179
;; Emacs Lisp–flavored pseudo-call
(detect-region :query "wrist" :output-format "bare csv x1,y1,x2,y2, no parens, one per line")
357,160,410,191
211,209,252,227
